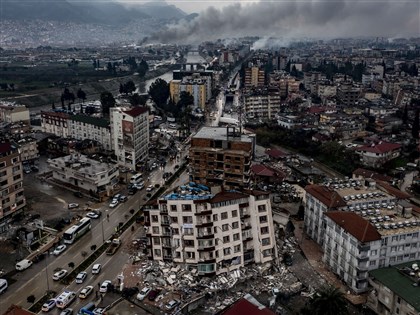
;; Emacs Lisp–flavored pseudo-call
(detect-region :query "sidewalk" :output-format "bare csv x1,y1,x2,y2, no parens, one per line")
292,219,367,305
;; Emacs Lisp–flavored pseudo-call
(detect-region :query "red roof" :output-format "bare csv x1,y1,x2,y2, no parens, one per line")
2,305,36,315
41,111,70,119
325,211,381,243
210,191,249,204
308,106,326,114
353,168,393,183
124,106,148,117
218,295,276,315
265,148,288,159
357,142,401,154
305,184,347,208
251,164,275,177
376,181,411,199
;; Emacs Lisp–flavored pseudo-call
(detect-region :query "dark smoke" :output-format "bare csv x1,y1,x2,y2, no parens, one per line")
151,0,420,44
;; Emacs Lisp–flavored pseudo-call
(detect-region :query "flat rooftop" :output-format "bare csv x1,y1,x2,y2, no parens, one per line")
48,154,116,176
193,127,254,143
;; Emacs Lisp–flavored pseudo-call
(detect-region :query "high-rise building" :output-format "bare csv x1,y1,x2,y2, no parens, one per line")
189,127,255,190
110,107,149,171
244,66,265,88
0,142,26,233
143,187,276,276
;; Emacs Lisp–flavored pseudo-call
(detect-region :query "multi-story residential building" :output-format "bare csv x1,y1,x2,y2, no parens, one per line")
277,115,304,130
337,83,361,106
355,141,402,169
305,180,420,293
68,115,112,152
0,142,26,233
244,66,265,88
41,111,70,138
0,103,30,124
243,87,281,120
172,67,214,99
189,127,255,190
47,154,119,198
110,107,149,171
170,74,209,110
16,138,39,163
367,261,420,315
143,187,276,276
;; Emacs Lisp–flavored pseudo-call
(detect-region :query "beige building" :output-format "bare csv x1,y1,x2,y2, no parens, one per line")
144,188,276,276
0,142,26,233
170,74,209,110
0,103,30,124
41,111,70,138
243,87,281,120
16,138,39,163
245,66,265,88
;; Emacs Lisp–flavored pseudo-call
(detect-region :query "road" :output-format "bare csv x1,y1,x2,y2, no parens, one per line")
0,151,188,313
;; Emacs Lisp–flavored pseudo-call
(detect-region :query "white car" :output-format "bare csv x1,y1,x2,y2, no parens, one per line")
79,285,93,299
42,299,56,312
86,211,101,219
99,280,112,293
109,199,119,208
136,287,151,300
75,271,87,284
68,203,79,209
92,264,101,274
52,269,68,281
53,244,67,256
93,307,106,315
146,185,154,192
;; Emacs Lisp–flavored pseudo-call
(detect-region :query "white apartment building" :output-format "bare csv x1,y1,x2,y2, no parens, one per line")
68,115,112,152
305,180,420,293
144,187,276,276
243,88,281,120
0,103,30,124
47,154,119,197
41,111,70,138
110,107,149,171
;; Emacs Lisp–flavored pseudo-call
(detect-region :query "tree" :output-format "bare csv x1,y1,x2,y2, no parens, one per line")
129,93,147,107
68,262,75,269
100,91,116,115
138,60,149,78
302,285,348,315
148,78,169,108
412,109,419,140
52,102,56,110
77,88,86,103
124,80,136,94
27,295,36,304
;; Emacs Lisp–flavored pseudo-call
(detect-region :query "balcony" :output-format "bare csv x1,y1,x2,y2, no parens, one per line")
196,220,213,228
198,258,216,264
195,209,212,216
241,223,252,230
197,232,215,239
240,210,250,219
162,243,172,248
239,203,249,209
198,245,215,252
161,220,170,226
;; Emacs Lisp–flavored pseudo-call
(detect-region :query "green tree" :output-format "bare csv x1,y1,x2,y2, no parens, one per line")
124,80,136,94
148,78,169,108
77,88,86,103
138,60,149,78
129,93,147,106
100,91,116,115
302,285,348,315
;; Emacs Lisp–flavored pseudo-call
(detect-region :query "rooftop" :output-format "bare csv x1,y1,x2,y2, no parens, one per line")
124,106,148,117
193,127,254,143
356,141,401,154
217,294,275,315
48,154,117,176
369,261,420,312
69,114,109,129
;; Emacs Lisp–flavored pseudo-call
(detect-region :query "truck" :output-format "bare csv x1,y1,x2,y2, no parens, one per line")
106,238,121,255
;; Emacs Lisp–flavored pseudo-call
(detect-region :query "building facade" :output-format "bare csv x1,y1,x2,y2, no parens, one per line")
0,104,30,124
0,143,26,233
244,66,265,88
189,127,255,189
143,188,276,276
16,138,39,163
41,111,70,138
110,107,149,171
243,87,281,120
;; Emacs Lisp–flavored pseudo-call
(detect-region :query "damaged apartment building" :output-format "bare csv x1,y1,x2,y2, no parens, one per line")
143,185,277,276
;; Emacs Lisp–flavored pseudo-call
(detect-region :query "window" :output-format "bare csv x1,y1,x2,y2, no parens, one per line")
171,216,178,223
262,238,271,246
392,236,398,242
370,250,377,256
172,228,179,235
399,235,406,241
182,204,192,211
261,226,269,234
258,205,266,212
369,260,376,266
183,240,194,247
222,224,229,231
13,174,21,181
152,227,160,234
154,249,161,257
234,245,241,253
223,248,231,255
259,215,268,223
0,162,5,168
221,212,228,220
223,236,230,243
413,232,419,238
390,256,396,263
233,233,240,241
153,237,160,245
232,222,239,229
184,228,194,235
411,243,418,248
232,210,238,217
391,246,397,252
213,214,218,221
183,216,192,224
186,252,195,259
151,215,159,222
171,205,177,211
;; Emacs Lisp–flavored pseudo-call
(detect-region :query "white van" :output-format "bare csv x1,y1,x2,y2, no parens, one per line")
130,173,143,184
0,279,7,294
16,259,33,271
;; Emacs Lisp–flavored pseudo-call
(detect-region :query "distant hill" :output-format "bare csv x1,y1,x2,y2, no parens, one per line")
1,0,187,25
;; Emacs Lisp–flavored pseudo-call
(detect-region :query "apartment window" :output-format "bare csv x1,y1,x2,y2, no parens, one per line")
171,216,178,223
369,260,376,266
213,214,218,221
153,237,160,245
0,162,5,168
413,232,419,238
232,210,238,217
370,250,377,256
391,246,397,252
171,205,177,211
261,226,269,234
223,248,231,255
152,227,159,234
13,174,21,181
184,228,194,235
151,215,159,223
154,249,161,257
411,243,418,248
223,236,230,243
258,205,266,212
221,212,228,220
392,236,398,242
262,238,271,246
397,255,403,261
0,180,7,187
232,222,239,229
410,253,416,259
390,256,396,263
12,166,20,172
182,216,192,224
186,252,195,259
234,245,241,253
172,228,179,235
12,157,19,164
399,235,406,241
184,240,194,247
259,215,268,223
233,233,240,241
182,204,192,211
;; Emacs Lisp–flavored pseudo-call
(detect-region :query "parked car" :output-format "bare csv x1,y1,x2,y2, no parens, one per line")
31,165,39,172
136,287,151,301
146,185,154,192
165,299,180,310
128,188,137,195
75,271,87,284
148,289,161,301
53,245,67,256
109,199,119,208
59,308,73,315
99,280,112,293
42,299,56,312
68,203,79,209
92,264,101,274
119,195,127,202
78,286,93,299
52,269,68,281
86,211,101,219
92,308,106,315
